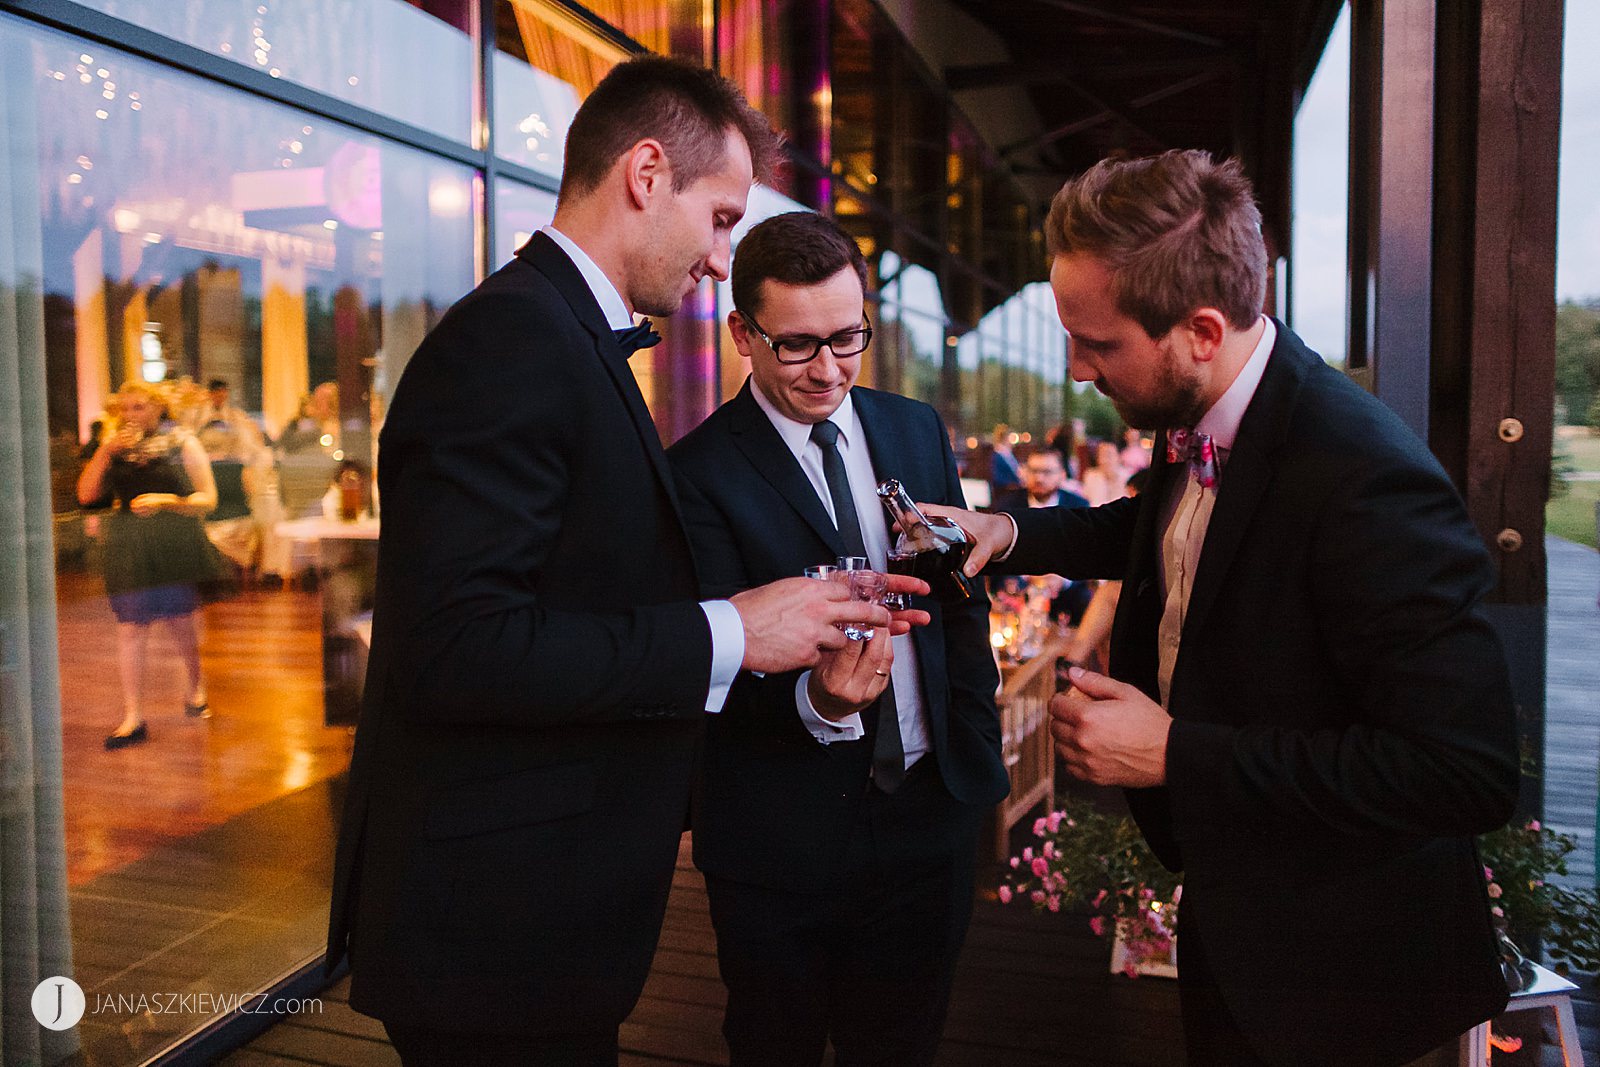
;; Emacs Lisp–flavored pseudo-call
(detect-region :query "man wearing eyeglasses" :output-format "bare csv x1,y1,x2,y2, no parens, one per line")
668,211,1008,1067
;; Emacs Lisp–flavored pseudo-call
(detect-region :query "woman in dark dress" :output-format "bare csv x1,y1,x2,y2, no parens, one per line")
77,382,221,749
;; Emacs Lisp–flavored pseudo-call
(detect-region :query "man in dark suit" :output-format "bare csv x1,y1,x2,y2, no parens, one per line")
326,59,895,1066
668,212,1009,1066
928,151,1518,1066
991,447,1089,513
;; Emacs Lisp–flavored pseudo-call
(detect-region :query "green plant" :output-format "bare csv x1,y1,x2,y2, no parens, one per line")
1478,819,1600,976
998,796,1181,976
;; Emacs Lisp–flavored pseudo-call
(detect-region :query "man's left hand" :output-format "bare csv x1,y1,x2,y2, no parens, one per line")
1049,666,1171,787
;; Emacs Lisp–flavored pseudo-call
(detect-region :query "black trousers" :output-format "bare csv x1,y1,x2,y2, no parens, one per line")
1177,922,1463,1067
704,756,983,1067
384,1022,618,1066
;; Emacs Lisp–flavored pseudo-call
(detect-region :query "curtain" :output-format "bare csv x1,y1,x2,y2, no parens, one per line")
0,31,78,1067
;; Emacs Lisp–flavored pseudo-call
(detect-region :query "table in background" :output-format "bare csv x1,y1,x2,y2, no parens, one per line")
274,517,378,727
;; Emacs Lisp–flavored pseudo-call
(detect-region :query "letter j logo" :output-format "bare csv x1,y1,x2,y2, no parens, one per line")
32,976,86,1030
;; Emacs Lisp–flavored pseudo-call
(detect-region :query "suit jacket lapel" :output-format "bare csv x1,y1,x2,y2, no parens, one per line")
1182,321,1309,647
517,233,688,523
726,381,845,555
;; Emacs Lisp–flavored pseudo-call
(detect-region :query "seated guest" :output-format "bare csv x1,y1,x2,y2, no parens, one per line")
993,447,1092,624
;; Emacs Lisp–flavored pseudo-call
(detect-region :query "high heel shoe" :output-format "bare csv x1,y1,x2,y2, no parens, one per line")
104,723,149,750
185,700,211,719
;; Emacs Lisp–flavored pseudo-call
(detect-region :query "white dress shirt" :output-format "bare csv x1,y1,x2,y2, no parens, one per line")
542,226,744,713
749,381,930,768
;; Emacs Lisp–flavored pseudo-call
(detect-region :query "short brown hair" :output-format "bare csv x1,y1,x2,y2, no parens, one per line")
731,212,869,315
1044,150,1267,337
559,55,782,200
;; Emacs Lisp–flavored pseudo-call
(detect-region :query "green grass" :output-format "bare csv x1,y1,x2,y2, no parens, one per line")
1550,428,1600,548
1549,480,1600,548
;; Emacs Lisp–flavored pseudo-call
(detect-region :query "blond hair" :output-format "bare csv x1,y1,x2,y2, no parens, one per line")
1044,149,1267,337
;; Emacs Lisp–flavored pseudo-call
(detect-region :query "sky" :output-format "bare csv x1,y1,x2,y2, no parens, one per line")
1291,2,1598,365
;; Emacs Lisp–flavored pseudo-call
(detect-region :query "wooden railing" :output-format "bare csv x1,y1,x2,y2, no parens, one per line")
991,635,1066,860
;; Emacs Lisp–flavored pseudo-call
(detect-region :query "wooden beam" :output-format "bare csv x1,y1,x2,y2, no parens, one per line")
1461,0,1562,604
1023,0,1227,49
1346,0,1437,440
999,70,1223,158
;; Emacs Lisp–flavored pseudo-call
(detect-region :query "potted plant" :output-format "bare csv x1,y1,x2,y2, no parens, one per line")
1000,806,1600,982
1477,819,1600,980
998,797,1180,977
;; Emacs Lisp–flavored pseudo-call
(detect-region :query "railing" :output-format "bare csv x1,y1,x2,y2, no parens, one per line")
992,635,1066,861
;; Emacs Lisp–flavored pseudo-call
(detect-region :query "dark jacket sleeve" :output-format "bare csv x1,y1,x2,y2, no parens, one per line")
1165,445,1519,841
997,493,1142,580
375,290,713,727
933,412,1005,786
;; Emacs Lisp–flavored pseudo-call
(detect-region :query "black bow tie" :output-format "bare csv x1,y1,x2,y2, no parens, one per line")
613,320,661,356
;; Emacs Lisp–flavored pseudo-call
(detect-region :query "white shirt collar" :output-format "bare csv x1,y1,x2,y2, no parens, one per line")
1194,316,1276,453
749,377,858,459
542,226,634,331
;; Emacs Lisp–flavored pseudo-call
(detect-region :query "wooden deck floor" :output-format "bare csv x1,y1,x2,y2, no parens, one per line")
221,835,1188,1067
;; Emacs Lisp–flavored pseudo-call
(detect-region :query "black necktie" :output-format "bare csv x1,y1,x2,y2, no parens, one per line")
810,419,904,793
613,319,661,356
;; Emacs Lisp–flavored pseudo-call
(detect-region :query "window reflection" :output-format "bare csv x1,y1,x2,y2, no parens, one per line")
67,0,478,143
494,179,558,266
5,13,475,1059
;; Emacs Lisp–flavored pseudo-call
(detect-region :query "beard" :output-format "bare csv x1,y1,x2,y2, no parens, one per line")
1105,335,1208,430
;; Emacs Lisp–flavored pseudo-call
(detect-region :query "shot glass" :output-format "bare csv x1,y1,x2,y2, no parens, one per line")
843,569,888,641
803,564,841,581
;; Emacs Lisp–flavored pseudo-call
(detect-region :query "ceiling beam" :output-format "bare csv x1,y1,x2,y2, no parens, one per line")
947,54,1229,92
1024,0,1227,49
1000,69,1224,158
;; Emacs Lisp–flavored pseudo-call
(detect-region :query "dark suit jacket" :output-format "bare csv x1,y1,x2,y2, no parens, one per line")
669,383,1009,891
1003,322,1518,1066
327,234,715,1035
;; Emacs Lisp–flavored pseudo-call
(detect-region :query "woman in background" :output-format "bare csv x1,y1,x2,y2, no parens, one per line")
77,381,221,749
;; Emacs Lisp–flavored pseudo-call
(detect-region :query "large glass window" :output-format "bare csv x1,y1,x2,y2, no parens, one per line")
5,12,475,1059
64,0,478,144
493,178,558,266
493,0,710,179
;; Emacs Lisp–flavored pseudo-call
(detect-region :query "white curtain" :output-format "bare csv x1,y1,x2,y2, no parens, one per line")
0,31,79,1066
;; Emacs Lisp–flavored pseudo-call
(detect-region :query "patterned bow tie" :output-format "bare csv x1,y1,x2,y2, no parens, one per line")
1166,428,1218,489
613,319,661,356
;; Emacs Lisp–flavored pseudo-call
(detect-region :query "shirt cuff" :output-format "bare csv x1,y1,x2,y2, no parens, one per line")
992,511,1020,562
794,671,864,743
700,600,745,713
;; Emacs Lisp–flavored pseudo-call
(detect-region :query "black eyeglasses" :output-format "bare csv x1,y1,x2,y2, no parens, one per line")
737,309,872,365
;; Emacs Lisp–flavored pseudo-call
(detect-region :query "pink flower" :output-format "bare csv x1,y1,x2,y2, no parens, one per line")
1031,857,1050,878
1492,906,1505,918
1046,895,1061,913
1088,916,1106,937
1030,890,1046,905
998,885,1013,904
1487,883,1502,899
1042,841,1057,859
1091,889,1108,909
1138,887,1155,901
1046,811,1064,833
1528,820,1541,832
1483,866,1494,881
1033,816,1048,837
1009,857,1019,869
1022,847,1034,862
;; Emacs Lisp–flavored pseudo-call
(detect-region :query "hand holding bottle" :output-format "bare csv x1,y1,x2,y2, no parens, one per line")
904,502,1017,578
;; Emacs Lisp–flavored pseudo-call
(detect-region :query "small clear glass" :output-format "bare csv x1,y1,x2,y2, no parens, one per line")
843,570,888,641
803,564,841,581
